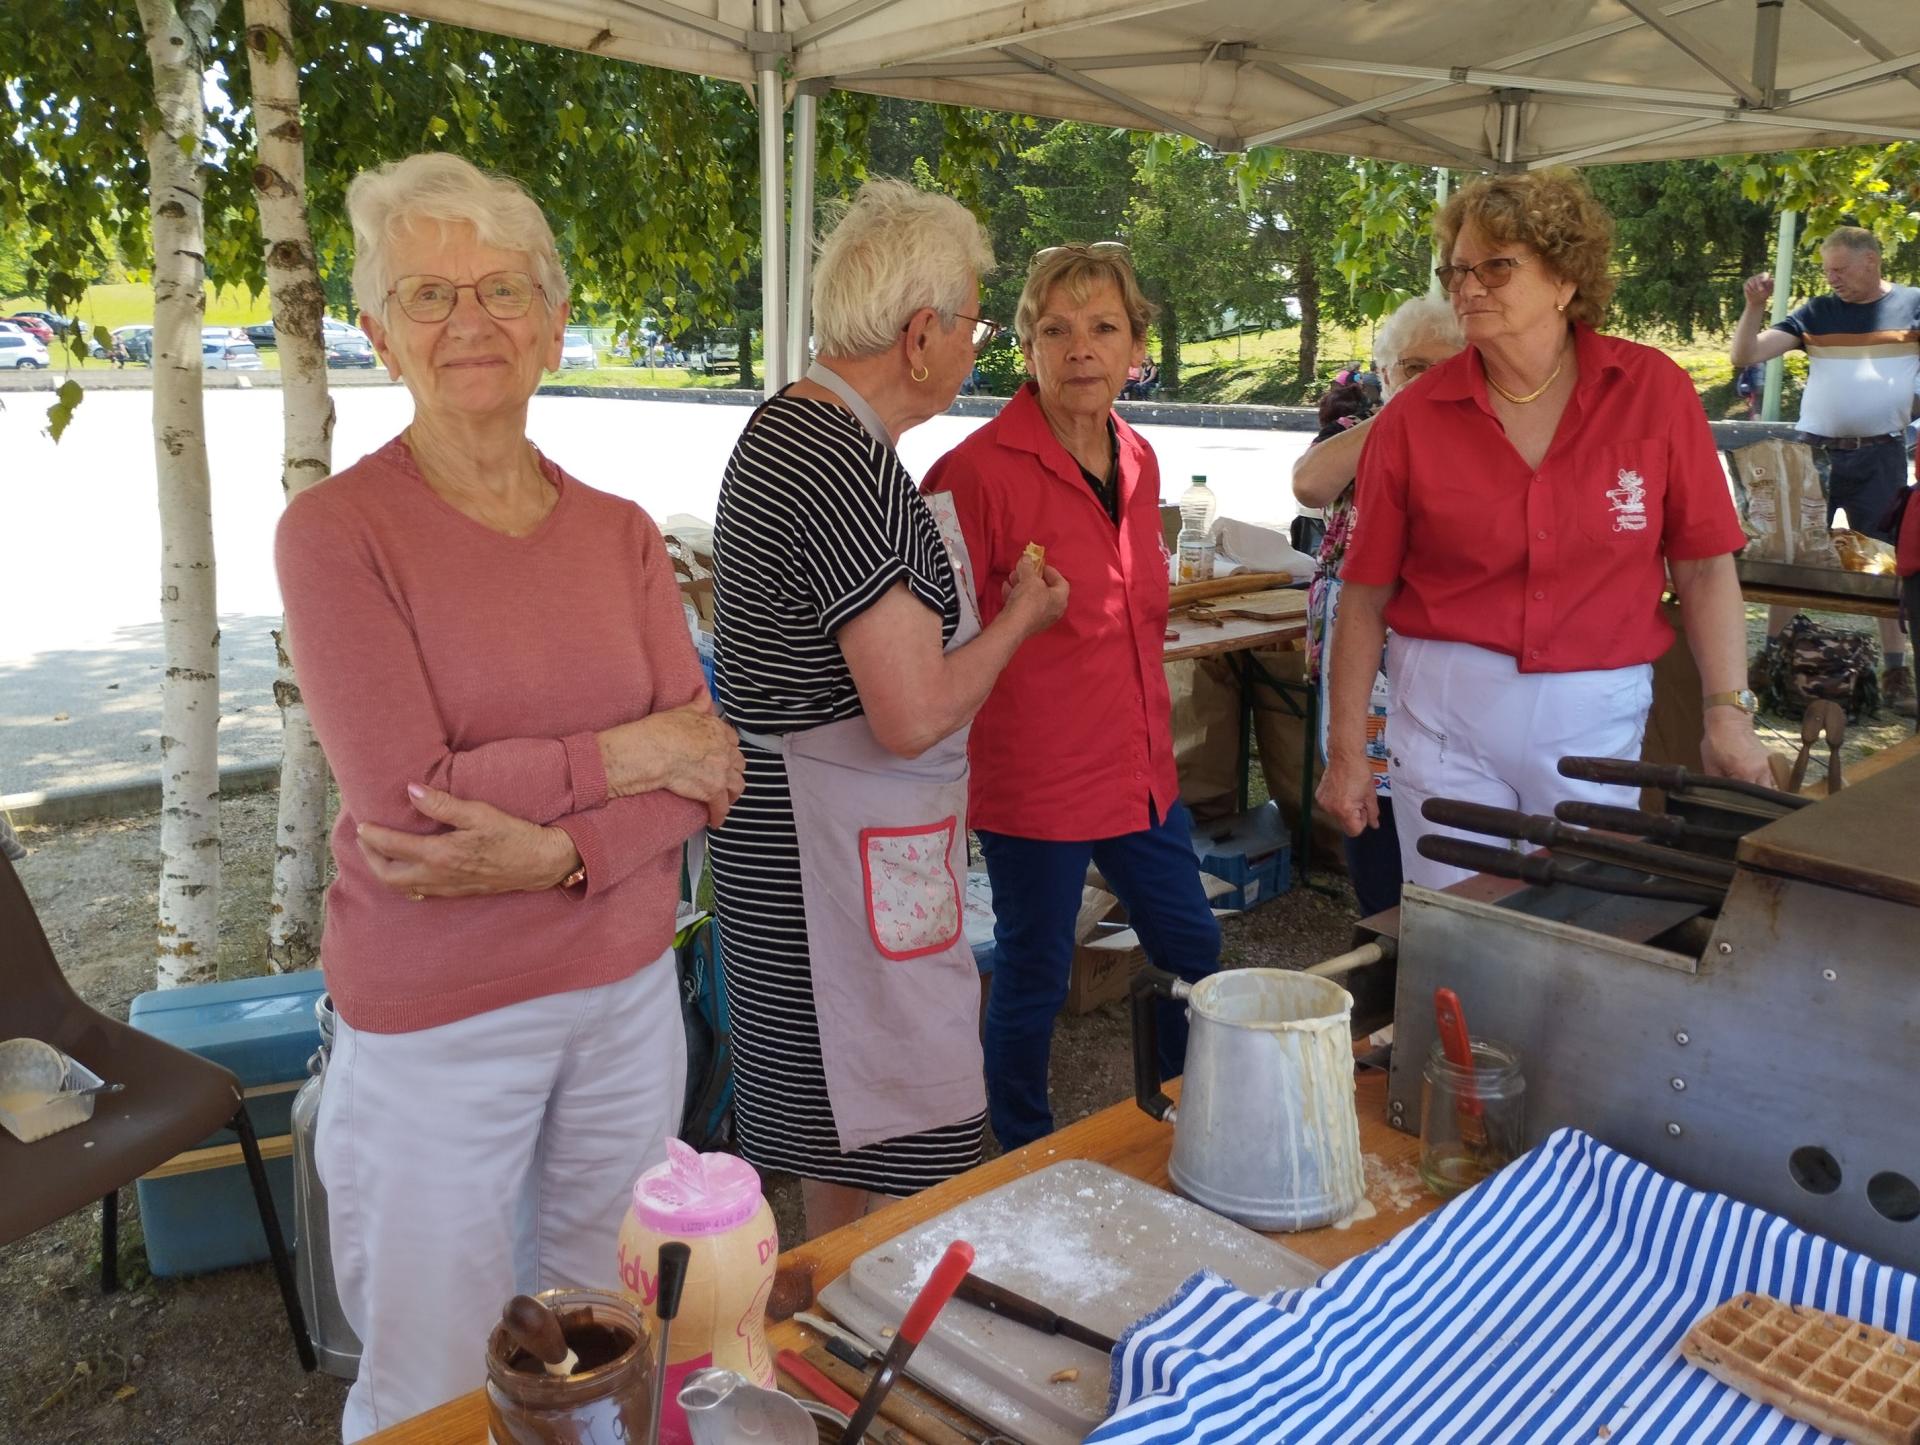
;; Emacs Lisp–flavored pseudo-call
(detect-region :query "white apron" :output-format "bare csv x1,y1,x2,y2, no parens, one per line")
736,364,987,1155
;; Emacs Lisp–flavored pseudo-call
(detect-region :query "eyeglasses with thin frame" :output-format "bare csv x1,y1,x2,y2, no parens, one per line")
901,311,1004,350
386,271,547,323
1433,256,1529,293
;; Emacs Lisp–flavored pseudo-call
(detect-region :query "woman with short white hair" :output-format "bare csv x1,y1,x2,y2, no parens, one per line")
276,151,743,1438
710,179,1068,1238
1292,294,1465,916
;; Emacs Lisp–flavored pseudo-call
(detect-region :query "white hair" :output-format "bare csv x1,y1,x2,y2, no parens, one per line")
1374,294,1464,382
346,152,570,319
811,179,994,357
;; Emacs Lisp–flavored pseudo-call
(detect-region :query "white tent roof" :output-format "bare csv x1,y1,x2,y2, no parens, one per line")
362,0,1920,167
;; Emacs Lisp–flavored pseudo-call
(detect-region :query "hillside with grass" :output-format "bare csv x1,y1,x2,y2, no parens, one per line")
11,281,1806,414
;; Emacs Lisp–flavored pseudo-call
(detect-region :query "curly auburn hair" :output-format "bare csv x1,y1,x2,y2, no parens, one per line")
1436,168,1616,329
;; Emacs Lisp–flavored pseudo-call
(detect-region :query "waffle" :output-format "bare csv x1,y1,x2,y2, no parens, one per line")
1682,1292,1920,1445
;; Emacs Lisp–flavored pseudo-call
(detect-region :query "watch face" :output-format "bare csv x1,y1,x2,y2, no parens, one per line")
1737,689,1759,712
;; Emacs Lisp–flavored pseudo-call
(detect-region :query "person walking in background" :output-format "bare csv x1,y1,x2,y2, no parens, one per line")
1731,227,1919,718
1292,295,1464,918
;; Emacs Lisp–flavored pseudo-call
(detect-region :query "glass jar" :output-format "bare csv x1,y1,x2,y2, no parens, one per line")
485,1287,654,1445
1419,1038,1526,1197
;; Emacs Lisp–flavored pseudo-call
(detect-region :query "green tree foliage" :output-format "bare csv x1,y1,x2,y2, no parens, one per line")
0,0,875,354
1723,144,1920,289
1588,159,1774,340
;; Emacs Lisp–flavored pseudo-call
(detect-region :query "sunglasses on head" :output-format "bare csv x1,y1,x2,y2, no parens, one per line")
1030,241,1131,270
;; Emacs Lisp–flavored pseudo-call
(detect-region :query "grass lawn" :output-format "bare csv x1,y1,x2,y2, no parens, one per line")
1168,318,1807,415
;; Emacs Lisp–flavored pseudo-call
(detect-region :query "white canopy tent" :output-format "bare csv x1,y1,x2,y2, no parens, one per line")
345,0,1920,388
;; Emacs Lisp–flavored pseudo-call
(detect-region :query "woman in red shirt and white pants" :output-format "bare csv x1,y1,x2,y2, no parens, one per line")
925,244,1219,1149
1321,170,1772,889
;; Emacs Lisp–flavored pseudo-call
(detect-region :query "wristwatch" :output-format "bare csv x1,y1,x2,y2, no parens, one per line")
1703,689,1758,715
560,862,588,890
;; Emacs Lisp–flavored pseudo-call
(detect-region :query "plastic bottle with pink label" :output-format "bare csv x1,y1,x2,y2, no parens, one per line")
615,1140,778,1445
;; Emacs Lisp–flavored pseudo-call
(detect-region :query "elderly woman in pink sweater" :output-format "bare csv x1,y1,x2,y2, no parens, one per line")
274,153,742,1440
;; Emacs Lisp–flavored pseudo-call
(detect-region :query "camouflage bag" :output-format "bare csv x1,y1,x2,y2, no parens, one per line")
1756,613,1882,720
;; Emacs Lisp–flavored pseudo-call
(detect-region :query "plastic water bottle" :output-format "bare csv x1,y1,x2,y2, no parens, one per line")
1176,475,1218,583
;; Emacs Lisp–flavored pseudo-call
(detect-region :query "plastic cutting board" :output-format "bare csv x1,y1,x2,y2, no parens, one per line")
818,1158,1322,1444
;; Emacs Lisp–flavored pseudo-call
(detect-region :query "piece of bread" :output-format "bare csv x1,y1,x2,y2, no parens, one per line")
1681,1292,1920,1445
1022,541,1047,572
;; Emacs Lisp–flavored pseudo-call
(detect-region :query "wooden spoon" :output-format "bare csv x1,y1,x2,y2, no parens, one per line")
503,1293,577,1377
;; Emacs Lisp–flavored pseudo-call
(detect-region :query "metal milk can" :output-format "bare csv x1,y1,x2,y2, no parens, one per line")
1132,966,1366,1231
292,991,362,1378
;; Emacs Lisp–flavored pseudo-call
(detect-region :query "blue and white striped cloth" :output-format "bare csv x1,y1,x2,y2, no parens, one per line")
1091,1128,1920,1444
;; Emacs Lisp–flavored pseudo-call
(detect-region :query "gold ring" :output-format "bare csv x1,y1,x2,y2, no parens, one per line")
408,890,426,902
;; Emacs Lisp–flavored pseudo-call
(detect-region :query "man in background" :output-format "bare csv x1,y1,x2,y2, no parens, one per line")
1733,226,1919,717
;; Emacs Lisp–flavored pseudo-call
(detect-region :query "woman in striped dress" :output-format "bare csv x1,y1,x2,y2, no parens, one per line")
710,180,1067,1239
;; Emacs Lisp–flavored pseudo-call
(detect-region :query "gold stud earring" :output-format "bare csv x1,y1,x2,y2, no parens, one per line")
911,365,930,383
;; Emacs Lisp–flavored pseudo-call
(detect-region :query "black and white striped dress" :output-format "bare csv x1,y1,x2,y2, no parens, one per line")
709,394,985,1194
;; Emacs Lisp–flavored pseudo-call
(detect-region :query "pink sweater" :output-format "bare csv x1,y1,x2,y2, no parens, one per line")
274,437,707,1033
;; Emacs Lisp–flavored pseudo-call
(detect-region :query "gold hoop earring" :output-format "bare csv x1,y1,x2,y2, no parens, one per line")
911,365,930,383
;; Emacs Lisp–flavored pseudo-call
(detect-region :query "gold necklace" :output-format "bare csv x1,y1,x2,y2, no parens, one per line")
1486,351,1566,405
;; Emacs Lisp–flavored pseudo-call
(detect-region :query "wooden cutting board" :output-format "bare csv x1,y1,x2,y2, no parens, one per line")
818,1159,1321,1445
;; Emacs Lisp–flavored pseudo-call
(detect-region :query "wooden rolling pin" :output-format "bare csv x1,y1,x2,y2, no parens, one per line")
1167,572,1293,605
799,1344,984,1445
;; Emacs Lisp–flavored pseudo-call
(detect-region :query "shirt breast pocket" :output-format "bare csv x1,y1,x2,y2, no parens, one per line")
1577,442,1668,548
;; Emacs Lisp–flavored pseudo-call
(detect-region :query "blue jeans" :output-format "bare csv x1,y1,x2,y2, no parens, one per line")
978,801,1222,1150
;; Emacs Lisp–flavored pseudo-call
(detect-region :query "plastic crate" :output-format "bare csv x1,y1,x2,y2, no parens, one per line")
1190,801,1292,910
128,970,324,1277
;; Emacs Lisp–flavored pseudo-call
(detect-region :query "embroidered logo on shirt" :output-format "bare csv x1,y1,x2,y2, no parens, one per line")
1607,469,1648,532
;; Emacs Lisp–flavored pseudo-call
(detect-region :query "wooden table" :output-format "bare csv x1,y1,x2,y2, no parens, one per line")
369,1069,1432,1444
1162,585,1318,878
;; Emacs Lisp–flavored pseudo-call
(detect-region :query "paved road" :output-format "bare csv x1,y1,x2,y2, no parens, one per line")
0,386,1308,797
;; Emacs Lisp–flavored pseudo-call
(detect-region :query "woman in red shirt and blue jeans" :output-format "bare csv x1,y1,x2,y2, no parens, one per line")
925,244,1220,1149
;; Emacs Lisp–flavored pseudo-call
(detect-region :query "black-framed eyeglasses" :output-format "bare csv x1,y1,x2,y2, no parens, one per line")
386,271,547,323
1433,256,1529,293
1030,240,1131,270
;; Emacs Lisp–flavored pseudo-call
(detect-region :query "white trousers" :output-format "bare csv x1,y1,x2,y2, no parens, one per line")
1386,636,1653,891
319,952,685,1442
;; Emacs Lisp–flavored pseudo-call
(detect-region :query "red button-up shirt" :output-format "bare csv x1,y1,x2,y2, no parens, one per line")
1341,324,1747,673
924,383,1179,841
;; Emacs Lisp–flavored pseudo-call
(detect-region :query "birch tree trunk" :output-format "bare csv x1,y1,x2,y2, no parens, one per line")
138,0,222,989
244,0,334,973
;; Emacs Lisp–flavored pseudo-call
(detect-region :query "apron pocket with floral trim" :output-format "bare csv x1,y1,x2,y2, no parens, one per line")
860,818,963,960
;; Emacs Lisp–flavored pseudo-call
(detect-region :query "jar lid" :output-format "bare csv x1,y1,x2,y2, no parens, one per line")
630,1139,763,1236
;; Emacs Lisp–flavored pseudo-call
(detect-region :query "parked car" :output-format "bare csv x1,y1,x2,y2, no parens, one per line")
689,331,740,374
0,331,51,369
9,309,72,332
245,321,277,348
201,332,263,370
5,314,54,344
559,327,597,370
325,331,377,368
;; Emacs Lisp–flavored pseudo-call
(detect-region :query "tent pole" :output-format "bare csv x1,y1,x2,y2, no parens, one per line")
786,84,821,383
1760,208,1797,423
1429,168,1450,296
755,0,787,394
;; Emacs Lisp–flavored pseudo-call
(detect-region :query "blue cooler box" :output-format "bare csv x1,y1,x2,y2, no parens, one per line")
129,969,325,1277
1191,801,1292,910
